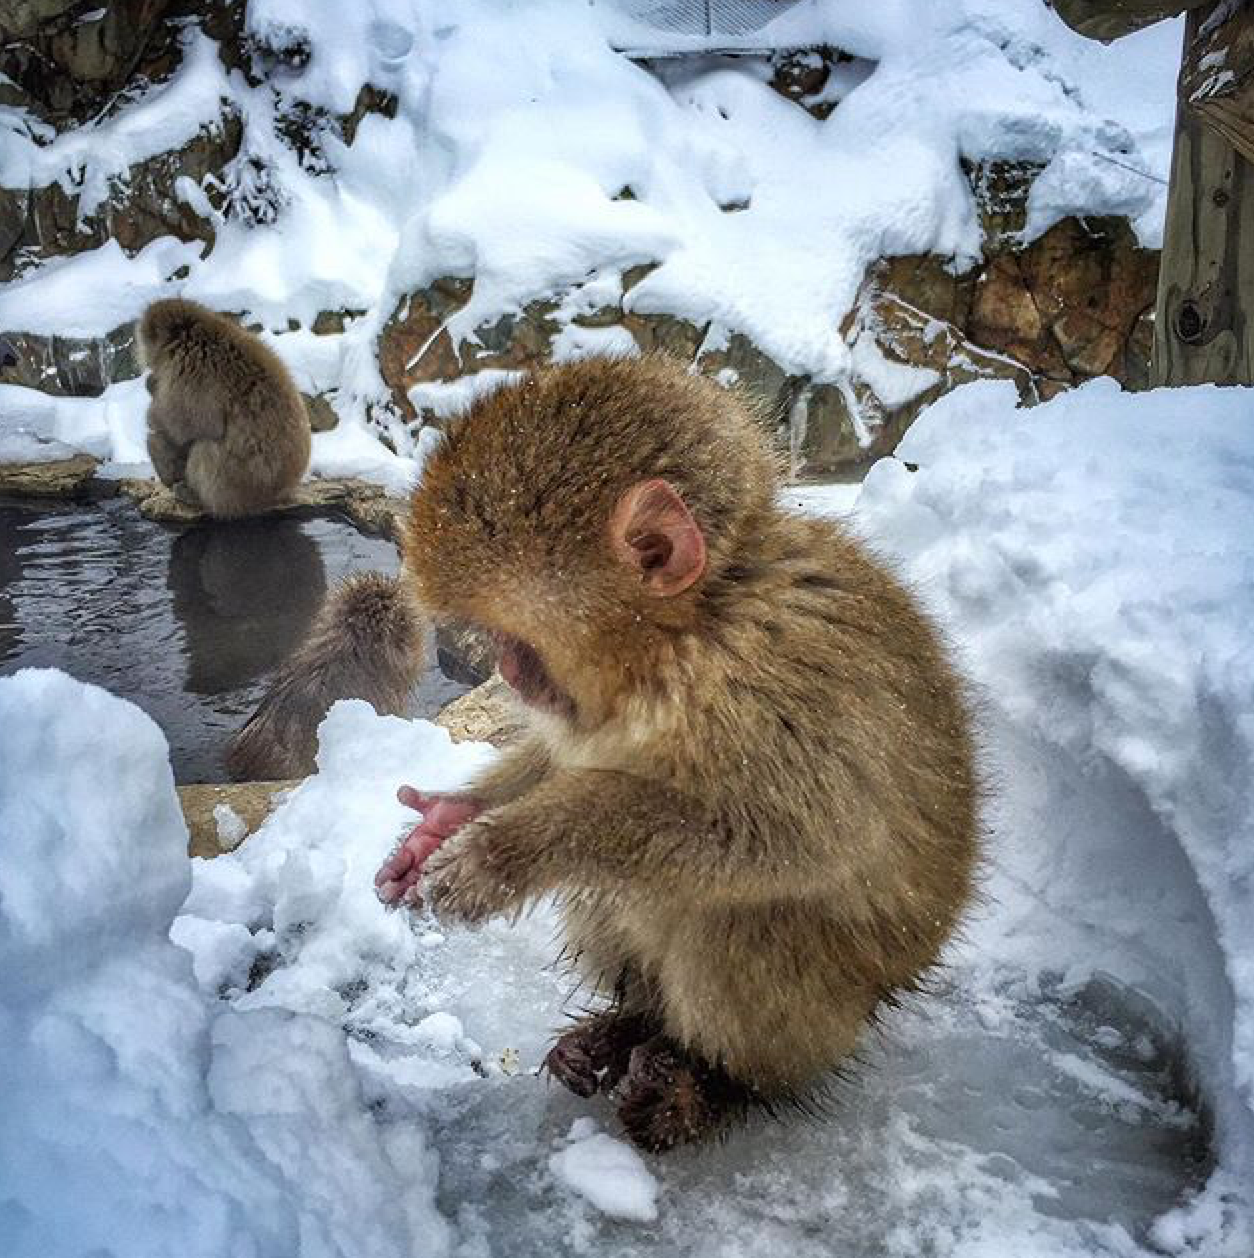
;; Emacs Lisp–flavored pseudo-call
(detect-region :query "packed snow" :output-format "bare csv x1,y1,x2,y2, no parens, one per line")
0,0,1181,478
3,378,1252,1255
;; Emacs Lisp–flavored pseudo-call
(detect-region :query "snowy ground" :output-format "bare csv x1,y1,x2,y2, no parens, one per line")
0,0,1182,478
3,379,1252,1257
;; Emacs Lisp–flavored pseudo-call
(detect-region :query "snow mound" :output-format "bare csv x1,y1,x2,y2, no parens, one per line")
0,672,454,1258
550,1119,661,1222
853,377,1254,1221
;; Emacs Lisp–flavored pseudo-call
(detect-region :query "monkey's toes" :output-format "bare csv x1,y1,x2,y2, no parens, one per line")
615,1040,719,1153
544,1013,658,1098
543,1034,602,1098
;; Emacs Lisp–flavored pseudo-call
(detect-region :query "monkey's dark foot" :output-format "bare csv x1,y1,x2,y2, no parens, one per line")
543,1011,657,1099
614,1037,748,1153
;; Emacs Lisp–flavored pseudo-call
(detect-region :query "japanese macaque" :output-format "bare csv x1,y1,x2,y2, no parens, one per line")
137,298,310,518
226,571,424,781
375,356,978,1152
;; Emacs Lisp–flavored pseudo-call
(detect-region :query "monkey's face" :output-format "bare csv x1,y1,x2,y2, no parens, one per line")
408,469,708,733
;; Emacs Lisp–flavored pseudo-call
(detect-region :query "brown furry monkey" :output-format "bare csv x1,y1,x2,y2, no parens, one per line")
137,298,311,518
375,356,978,1152
226,572,425,781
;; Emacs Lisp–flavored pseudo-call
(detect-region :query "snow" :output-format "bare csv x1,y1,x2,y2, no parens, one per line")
0,0,1182,477
852,377,1254,1178
3,379,1253,1254
550,1120,661,1223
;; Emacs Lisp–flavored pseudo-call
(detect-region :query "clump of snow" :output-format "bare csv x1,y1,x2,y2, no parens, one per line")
550,1119,661,1223
212,801,248,848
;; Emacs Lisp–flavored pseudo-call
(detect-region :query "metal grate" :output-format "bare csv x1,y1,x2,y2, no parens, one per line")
607,0,806,39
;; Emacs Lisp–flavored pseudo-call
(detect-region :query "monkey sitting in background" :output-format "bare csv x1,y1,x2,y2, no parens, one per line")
375,356,979,1152
137,298,311,518
226,572,425,781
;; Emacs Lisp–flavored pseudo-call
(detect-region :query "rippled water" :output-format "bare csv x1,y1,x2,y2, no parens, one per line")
0,498,464,782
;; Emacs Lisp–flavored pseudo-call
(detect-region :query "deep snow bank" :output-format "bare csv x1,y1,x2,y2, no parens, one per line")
0,673,454,1258
852,377,1254,1182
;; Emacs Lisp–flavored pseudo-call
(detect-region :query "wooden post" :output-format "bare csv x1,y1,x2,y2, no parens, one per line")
1053,0,1254,385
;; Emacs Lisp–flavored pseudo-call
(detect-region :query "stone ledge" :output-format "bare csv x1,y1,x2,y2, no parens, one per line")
118,475,406,538
0,454,104,497
178,779,299,859
0,457,408,539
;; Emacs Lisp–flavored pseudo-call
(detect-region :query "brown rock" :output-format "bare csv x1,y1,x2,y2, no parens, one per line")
0,454,101,497
0,323,140,395
179,780,298,859
786,383,864,478
963,158,1047,248
302,391,339,433
377,278,473,418
434,623,497,687
121,475,406,540
435,676,522,748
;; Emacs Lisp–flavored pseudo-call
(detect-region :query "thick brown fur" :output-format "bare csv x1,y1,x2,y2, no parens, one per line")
138,298,311,518
403,356,979,1149
226,571,424,781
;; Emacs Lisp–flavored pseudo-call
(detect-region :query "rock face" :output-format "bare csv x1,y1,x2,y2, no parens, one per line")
178,780,297,858
435,676,521,748
0,25,1162,480
376,207,1158,477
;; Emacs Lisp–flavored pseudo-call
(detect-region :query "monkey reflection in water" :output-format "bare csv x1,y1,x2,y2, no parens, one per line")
168,519,326,696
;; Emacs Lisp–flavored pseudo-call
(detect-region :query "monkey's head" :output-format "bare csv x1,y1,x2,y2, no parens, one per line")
405,356,781,730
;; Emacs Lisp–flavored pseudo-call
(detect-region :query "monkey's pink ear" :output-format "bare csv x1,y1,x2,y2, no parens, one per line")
610,478,707,596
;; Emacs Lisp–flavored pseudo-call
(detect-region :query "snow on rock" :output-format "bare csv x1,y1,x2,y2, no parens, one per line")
852,377,1254,1225
0,0,1182,479
550,1119,661,1223
0,238,203,339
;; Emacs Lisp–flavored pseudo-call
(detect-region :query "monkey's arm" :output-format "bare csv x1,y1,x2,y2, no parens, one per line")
147,426,189,488
424,768,810,924
463,737,551,808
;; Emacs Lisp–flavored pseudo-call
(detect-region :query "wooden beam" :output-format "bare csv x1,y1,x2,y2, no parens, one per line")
1051,0,1212,41
1154,8,1254,385
1181,1,1254,167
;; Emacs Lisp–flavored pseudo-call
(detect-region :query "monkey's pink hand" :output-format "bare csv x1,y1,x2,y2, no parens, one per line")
375,787,483,907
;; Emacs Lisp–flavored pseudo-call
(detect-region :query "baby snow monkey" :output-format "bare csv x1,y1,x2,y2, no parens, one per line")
376,357,978,1152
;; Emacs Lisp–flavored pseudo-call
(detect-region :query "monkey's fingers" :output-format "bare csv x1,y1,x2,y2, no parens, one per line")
397,785,443,813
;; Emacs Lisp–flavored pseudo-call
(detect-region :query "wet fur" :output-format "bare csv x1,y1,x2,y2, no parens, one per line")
138,298,311,518
403,356,980,1142
226,572,424,780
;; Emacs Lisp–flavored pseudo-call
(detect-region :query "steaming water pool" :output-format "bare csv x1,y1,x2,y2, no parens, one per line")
0,498,465,782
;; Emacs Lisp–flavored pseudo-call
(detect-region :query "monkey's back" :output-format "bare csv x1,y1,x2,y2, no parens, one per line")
140,299,311,517
226,573,423,780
